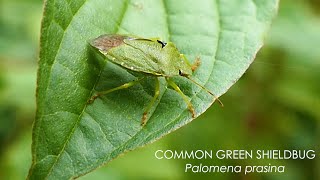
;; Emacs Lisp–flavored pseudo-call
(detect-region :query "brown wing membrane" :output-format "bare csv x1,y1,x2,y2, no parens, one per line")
90,35,126,52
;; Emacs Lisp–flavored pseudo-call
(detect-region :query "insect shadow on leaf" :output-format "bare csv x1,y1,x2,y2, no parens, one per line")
88,34,223,126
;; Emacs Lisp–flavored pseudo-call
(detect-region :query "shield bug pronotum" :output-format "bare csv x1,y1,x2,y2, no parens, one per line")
88,34,223,126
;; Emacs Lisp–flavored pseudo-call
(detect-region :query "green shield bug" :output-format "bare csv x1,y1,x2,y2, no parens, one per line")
88,34,223,126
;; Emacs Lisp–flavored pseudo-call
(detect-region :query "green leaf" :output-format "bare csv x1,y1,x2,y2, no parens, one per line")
28,0,278,179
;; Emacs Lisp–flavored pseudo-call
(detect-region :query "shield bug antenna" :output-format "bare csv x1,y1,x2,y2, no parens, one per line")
179,72,223,106
187,77,223,106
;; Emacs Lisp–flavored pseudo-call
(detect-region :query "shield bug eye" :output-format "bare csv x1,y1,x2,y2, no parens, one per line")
179,70,189,77
157,40,167,48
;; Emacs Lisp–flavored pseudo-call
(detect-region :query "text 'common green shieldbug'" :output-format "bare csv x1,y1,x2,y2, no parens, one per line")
88,34,223,126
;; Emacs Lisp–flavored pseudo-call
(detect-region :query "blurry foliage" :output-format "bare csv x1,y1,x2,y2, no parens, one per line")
0,0,319,179
0,0,41,61
0,0,40,178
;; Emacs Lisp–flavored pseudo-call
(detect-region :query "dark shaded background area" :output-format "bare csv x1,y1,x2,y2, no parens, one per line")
0,0,319,179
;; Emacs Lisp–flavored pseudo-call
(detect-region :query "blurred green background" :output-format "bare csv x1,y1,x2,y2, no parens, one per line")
0,0,319,179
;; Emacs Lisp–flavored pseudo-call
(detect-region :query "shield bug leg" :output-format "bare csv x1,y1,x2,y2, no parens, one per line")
191,57,201,72
166,78,195,118
141,77,160,126
180,54,200,72
88,77,145,104
180,54,192,67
